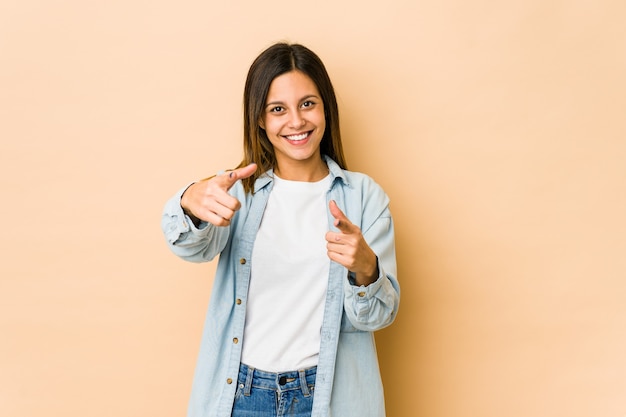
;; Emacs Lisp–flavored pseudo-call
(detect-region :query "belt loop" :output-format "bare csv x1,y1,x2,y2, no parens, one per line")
298,369,310,397
244,365,254,396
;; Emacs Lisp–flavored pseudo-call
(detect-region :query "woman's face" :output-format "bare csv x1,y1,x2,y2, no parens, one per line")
260,70,326,176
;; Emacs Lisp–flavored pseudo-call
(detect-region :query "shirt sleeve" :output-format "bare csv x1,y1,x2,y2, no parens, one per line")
343,190,400,332
160,184,230,263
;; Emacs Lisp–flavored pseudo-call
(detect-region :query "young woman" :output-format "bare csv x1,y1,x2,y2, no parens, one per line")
161,42,400,417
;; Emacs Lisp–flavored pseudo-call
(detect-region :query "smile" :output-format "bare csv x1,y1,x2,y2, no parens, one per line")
283,131,311,141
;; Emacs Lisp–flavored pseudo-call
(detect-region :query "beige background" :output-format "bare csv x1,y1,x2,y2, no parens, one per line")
1,1,625,416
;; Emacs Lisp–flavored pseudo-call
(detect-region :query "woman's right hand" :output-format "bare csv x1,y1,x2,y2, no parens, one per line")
181,163,257,227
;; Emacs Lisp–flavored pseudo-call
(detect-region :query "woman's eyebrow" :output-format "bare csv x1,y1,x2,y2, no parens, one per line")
299,94,320,101
265,95,320,107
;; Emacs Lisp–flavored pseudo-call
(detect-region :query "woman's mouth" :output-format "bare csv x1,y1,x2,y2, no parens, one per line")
283,131,311,144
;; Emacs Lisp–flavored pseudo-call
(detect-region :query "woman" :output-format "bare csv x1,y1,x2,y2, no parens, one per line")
161,42,400,417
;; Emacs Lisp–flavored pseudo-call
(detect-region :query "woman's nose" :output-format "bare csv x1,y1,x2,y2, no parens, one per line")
288,111,306,129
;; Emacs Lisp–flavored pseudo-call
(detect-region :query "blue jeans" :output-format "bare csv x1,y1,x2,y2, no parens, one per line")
231,363,316,417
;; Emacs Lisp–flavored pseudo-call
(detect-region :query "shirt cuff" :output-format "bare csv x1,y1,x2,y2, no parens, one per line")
162,184,211,244
346,259,386,300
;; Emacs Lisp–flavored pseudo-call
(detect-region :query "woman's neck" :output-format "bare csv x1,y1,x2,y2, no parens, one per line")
274,157,329,182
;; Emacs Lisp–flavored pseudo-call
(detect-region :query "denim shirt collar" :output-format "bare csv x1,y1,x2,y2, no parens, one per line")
253,155,350,193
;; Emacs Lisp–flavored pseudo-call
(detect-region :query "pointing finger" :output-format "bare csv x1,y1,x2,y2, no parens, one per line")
329,200,356,233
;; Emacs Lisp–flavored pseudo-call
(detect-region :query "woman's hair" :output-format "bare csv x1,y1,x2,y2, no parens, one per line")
238,42,347,193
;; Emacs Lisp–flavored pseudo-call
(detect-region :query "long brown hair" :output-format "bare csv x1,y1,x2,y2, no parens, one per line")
238,42,347,193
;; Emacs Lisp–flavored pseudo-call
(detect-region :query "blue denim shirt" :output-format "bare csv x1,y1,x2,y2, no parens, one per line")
161,156,400,417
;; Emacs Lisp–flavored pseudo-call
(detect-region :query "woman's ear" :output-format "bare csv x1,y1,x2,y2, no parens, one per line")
258,118,265,130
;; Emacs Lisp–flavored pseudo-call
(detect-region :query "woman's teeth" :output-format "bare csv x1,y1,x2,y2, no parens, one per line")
285,132,308,141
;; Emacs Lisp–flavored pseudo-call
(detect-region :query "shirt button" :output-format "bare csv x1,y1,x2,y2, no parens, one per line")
236,298,242,305
233,338,239,344
226,378,233,384
239,258,246,265
357,291,366,297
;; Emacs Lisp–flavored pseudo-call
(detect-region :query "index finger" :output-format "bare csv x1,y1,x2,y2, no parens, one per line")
329,200,356,233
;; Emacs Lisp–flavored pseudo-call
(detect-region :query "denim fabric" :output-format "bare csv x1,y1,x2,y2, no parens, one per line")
162,156,400,417
231,363,316,417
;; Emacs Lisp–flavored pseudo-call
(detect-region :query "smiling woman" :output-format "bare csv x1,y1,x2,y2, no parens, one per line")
161,43,400,417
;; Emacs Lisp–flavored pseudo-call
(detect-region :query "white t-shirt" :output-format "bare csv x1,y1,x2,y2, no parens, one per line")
241,174,331,372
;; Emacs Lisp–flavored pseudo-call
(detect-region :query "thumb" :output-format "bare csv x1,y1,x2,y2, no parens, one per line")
222,163,257,190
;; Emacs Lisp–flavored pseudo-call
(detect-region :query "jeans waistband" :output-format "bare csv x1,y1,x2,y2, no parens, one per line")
238,363,317,397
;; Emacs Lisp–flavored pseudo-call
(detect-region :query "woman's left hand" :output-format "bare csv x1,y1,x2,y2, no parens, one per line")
325,200,379,286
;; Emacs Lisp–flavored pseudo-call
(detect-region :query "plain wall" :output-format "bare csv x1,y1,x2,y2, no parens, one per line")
1,1,625,416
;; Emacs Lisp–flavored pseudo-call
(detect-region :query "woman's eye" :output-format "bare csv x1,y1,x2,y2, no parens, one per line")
269,106,284,113
302,101,314,108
